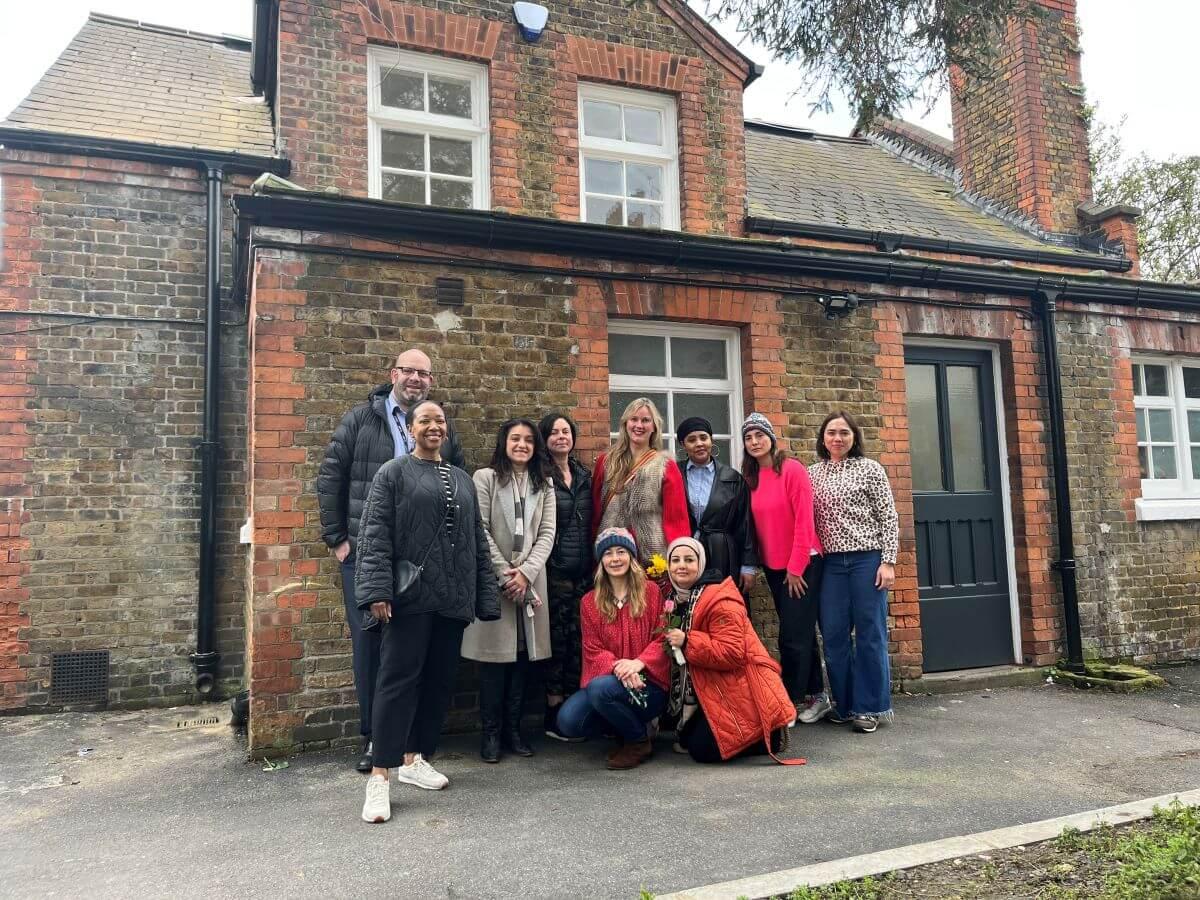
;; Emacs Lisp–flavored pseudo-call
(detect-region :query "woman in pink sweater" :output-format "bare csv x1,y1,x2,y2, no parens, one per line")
740,413,825,723
555,527,668,770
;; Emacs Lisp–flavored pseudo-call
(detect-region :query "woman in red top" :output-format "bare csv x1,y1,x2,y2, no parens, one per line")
740,413,826,722
591,398,690,569
556,527,668,770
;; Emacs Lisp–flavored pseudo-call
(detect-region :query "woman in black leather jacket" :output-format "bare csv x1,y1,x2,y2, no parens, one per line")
538,412,594,741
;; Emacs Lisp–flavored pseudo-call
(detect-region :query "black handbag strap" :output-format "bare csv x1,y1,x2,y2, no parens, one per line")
401,454,455,573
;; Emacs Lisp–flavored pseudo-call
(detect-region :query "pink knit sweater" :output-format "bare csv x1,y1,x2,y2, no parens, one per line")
748,458,823,575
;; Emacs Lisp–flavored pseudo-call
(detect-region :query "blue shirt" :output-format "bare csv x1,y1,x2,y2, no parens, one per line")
685,459,716,531
384,393,413,460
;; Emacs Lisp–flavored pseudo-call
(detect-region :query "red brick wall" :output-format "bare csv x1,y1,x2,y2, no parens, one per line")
275,0,747,236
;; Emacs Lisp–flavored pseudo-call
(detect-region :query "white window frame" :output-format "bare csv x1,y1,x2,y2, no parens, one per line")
1132,355,1200,521
607,320,743,466
578,83,680,231
366,47,490,209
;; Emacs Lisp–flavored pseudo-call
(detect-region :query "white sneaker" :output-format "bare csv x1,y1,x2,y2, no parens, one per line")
394,754,449,791
361,774,391,823
799,696,833,724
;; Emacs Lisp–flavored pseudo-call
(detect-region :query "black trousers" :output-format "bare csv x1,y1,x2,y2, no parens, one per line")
371,612,466,769
341,557,381,738
679,706,781,764
765,555,825,703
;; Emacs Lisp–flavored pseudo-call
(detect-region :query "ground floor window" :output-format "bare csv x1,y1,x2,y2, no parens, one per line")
1132,356,1200,500
607,321,743,464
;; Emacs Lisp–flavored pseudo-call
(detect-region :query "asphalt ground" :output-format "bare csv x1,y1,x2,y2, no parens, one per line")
2,665,1198,900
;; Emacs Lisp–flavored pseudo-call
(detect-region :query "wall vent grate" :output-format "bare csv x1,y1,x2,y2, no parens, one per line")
50,650,110,706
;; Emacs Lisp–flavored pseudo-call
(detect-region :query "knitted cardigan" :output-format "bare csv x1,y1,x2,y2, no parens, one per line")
579,580,670,691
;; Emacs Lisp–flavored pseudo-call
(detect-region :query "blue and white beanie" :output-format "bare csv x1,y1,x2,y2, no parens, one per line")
741,412,777,446
594,527,638,559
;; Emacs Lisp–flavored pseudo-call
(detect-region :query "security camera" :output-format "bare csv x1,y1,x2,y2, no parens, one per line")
512,2,549,42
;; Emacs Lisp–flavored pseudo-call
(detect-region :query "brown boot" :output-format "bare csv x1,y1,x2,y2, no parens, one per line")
604,737,624,766
606,737,653,770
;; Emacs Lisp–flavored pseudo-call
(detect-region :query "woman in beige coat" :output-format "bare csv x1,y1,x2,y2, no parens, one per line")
462,418,557,762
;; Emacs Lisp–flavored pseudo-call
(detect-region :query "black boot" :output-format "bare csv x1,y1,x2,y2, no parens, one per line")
479,663,504,763
503,659,534,757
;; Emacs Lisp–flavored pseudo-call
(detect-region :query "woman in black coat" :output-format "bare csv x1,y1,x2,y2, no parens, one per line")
676,418,758,605
355,401,500,824
538,412,594,741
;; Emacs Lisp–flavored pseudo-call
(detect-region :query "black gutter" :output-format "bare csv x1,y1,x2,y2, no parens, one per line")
251,0,279,104
192,164,226,695
1035,289,1085,672
0,127,290,177
746,216,1133,273
231,192,1200,313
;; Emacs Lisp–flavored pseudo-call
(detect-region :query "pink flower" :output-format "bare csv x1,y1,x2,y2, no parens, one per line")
662,599,675,614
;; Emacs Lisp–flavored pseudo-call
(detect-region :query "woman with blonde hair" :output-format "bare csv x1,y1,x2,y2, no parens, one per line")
591,398,690,569
556,527,668,770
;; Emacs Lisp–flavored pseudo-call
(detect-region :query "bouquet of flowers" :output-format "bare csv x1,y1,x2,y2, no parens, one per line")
645,553,668,579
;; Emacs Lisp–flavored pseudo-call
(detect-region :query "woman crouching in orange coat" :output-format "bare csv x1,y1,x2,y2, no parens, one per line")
663,537,801,764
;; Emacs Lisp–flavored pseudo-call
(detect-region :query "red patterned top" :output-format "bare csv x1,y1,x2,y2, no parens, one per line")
579,580,670,691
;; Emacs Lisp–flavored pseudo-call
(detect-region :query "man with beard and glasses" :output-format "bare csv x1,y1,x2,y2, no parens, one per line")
317,349,467,772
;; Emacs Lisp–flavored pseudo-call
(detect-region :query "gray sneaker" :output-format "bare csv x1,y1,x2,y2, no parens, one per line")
852,714,879,733
798,696,833,724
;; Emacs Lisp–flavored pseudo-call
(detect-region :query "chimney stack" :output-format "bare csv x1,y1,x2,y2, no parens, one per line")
949,0,1094,235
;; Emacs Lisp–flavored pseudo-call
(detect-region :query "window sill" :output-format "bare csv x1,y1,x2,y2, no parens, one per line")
1135,498,1200,522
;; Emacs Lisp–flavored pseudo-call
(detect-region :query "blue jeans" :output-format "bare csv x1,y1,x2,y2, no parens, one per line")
341,556,381,738
557,675,667,742
819,551,892,717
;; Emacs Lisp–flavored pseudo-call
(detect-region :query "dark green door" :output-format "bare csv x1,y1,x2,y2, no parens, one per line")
904,347,1013,672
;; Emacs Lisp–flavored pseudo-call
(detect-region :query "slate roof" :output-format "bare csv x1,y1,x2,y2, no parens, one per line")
1,14,275,158
745,122,1087,256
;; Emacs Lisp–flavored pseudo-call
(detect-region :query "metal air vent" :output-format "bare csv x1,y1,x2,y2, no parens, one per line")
50,650,110,706
435,277,465,306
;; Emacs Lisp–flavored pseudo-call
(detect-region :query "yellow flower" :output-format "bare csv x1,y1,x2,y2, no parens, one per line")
646,553,668,578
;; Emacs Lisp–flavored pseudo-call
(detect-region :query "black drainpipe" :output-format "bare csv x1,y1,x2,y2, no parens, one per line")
191,163,225,694
1035,286,1086,672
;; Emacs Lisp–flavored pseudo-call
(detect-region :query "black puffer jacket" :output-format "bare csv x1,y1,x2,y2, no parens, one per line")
317,384,466,552
354,455,500,623
547,458,594,581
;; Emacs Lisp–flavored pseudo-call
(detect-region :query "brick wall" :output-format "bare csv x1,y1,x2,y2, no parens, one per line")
950,0,1093,233
275,0,747,235
0,150,250,709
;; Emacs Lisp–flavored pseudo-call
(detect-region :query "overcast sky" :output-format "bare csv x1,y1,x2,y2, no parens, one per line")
0,0,1196,159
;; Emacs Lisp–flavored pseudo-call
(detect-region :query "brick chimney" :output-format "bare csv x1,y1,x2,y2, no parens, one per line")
949,0,1093,235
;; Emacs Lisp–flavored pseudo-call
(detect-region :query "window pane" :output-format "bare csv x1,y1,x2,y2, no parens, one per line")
947,365,986,491
1143,364,1169,396
429,136,472,176
1151,445,1177,479
1189,410,1200,442
381,130,425,170
1138,445,1149,479
430,178,472,209
673,393,731,434
380,69,424,110
428,75,472,118
626,202,662,229
1136,410,1147,443
585,196,623,226
583,157,623,196
382,172,425,204
1148,408,1175,442
1184,367,1200,399
905,364,944,492
671,338,727,379
583,101,621,139
624,105,663,145
1132,364,1144,396
626,163,663,200
1193,447,1200,480
609,391,669,434
609,333,665,376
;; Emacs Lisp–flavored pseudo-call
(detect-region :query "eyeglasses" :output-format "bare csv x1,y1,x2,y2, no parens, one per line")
393,366,433,380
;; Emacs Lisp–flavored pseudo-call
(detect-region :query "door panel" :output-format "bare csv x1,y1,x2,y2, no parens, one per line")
905,347,1013,672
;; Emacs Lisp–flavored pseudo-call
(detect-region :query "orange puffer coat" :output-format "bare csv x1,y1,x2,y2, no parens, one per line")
684,577,797,761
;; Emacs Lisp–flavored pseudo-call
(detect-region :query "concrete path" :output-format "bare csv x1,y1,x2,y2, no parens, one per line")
2,665,1198,900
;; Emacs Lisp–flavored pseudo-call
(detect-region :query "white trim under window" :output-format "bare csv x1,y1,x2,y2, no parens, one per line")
578,83,679,231
607,321,743,466
367,47,490,210
1132,356,1200,519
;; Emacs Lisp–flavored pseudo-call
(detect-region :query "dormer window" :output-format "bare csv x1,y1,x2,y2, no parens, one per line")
578,84,679,231
367,48,490,209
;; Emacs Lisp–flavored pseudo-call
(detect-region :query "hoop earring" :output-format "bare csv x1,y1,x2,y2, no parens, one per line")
710,444,719,459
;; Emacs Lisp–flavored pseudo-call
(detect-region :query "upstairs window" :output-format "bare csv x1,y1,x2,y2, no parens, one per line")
578,84,679,231
1133,357,1200,500
367,48,489,209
